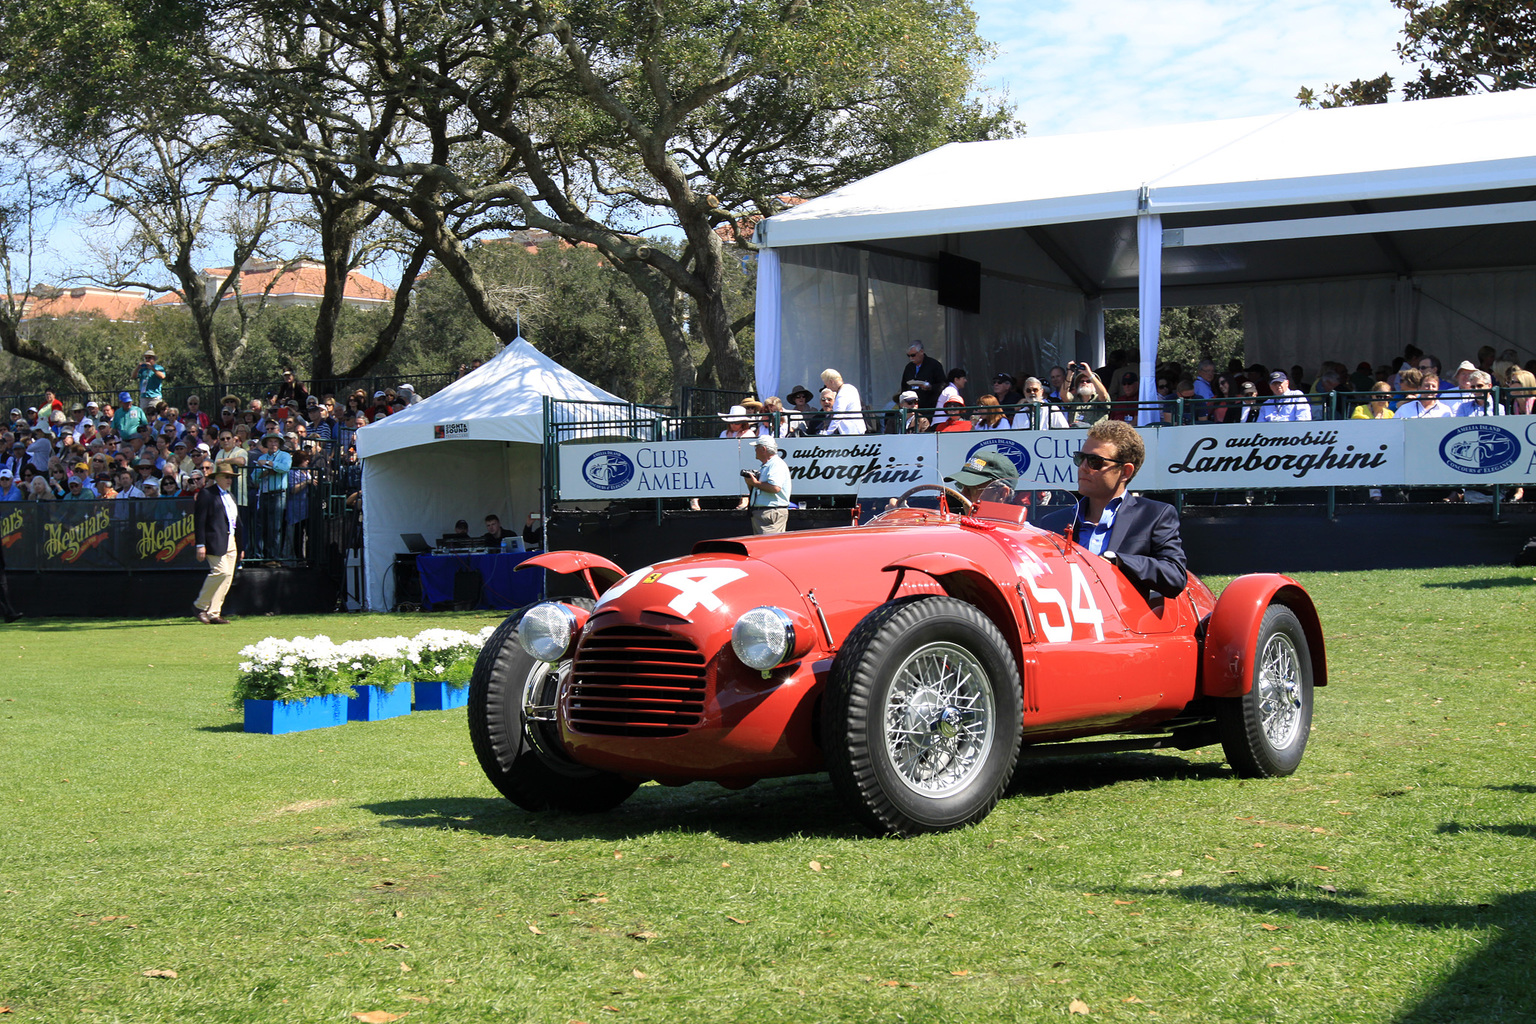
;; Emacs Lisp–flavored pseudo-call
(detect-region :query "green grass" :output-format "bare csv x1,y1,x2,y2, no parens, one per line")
0,569,1533,1023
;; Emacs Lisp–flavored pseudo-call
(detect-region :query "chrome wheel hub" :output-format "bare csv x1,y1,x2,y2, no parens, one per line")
884,643,995,796
1257,632,1303,749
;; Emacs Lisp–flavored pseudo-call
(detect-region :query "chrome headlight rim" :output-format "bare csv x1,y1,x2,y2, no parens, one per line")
517,601,580,663
732,605,797,672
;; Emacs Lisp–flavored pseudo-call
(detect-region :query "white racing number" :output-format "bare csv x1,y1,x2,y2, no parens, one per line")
594,565,747,616
1022,562,1104,643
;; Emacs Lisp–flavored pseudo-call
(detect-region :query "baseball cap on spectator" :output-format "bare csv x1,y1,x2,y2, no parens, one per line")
143,349,155,357
0,468,12,479
1268,370,1289,383
1240,381,1258,394
373,391,386,399
86,400,99,409
196,442,210,453
1455,360,1476,373
8,408,19,416
118,391,132,403
945,451,1019,490
992,373,1015,385
284,432,299,447
753,435,778,453
398,383,415,396
899,390,919,403
74,461,89,473
27,406,37,413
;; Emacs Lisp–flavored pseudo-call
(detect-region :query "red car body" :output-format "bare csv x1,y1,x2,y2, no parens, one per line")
470,500,1326,834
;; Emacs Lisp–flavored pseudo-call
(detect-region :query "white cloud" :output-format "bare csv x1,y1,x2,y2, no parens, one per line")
975,0,1413,137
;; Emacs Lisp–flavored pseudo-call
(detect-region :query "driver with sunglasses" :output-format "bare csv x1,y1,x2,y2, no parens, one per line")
1040,419,1187,599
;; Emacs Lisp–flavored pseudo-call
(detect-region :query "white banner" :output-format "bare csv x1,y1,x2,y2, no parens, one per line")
1403,416,1536,486
555,417,1536,499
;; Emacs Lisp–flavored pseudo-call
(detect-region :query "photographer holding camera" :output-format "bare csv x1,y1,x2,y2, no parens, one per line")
1061,360,1111,427
743,436,791,534
137,350,167,410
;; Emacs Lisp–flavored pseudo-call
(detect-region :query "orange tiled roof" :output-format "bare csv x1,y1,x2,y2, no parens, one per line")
152,260,395,307
15,286,148,322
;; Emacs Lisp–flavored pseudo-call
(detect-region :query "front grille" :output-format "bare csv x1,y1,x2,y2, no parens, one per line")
568,625,708,737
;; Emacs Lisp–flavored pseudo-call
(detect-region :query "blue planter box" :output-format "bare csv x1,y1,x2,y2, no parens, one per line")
413,681,469,711
244,694,347,735
347,683,412,722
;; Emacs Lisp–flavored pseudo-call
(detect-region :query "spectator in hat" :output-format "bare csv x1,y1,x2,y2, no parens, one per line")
1256,370,1312,422
899,341,946,414
193,463,243,624
990,372,1023,407
1232,380,1263,423
717,404,755,439
744,435,791,534
820,369,866,435
896,390,930,434
0,467,21,502
274,369,309,408
112,391,149,439
784,385,817,436
934,397,973,432
250,433,292,560
136,350,167,409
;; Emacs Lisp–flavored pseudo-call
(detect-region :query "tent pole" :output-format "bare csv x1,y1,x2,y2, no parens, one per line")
1136,197,1163,427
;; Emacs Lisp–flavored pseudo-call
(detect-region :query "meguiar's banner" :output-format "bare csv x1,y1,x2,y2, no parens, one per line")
0,499,199,570
555,417,1535,499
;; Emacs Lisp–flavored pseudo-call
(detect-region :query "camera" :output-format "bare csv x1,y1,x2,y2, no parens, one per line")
740,469,755,480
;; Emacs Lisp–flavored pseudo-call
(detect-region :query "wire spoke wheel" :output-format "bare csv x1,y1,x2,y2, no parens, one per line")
1218,602,1314,778
824,596,1022,835
884,643,996,796
1256,631,1303,750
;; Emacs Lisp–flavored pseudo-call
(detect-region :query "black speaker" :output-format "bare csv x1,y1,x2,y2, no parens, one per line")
936,252,981,314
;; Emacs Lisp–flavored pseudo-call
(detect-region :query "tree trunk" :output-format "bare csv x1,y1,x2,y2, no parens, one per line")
0,318,95,394
338,240,429,380
623,264,697,397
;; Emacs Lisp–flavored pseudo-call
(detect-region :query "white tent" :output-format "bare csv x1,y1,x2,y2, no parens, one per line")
752,88,1536,419
356,338,631,611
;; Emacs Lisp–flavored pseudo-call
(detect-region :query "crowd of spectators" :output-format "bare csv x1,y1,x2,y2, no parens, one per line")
722,343,1536,442
0,367,431,562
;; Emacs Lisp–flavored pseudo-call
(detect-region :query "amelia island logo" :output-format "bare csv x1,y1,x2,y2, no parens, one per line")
966,437,1032,477
1438,423,1521,475
581,449,637,491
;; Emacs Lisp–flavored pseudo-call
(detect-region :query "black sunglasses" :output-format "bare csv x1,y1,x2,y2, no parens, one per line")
1071,451,1127,471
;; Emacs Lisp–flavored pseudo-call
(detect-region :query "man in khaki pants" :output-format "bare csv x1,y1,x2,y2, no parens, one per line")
193,462,244,624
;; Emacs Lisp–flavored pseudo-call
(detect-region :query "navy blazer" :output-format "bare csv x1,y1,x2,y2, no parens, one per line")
194,485,244,558
1039,493,1188,598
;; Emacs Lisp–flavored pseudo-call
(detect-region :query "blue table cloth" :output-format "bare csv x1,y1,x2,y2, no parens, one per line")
416,552,543,610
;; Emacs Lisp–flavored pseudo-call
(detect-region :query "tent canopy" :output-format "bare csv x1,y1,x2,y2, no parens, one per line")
357,337,629,459
751,89,1536,407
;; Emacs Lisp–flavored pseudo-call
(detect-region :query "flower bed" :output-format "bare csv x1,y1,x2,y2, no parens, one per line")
233,626,494,706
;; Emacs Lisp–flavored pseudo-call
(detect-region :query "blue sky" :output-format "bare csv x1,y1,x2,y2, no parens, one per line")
971,0,1412,137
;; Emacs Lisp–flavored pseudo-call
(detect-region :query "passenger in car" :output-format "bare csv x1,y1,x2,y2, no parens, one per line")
1040,419,1187,599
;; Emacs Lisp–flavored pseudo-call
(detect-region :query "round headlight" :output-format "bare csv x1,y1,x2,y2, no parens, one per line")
518,602,578,662
732,606,796,672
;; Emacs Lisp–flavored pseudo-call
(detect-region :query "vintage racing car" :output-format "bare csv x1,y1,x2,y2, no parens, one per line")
468,489,1325,835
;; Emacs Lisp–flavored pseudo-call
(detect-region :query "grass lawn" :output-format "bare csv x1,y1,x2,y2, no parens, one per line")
0,568,1533,1023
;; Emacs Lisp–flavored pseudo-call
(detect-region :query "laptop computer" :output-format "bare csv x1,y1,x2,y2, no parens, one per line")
400,532,432,554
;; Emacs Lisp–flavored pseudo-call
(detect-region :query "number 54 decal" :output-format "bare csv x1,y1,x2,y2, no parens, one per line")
1023,562,1104,642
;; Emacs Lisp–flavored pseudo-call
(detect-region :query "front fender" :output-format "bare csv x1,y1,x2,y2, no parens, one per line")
1201,574,1327,698
518,550,627,600
882,551,1028,671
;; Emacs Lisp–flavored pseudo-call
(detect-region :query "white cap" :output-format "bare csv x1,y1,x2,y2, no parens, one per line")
753,435,778,452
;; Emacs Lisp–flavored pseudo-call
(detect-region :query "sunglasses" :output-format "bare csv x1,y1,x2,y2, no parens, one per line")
1071,452,1126,472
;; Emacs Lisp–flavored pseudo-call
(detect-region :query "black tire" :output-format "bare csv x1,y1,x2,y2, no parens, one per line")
1217,603,1314,777
467,599,639,813
823,596,1023,836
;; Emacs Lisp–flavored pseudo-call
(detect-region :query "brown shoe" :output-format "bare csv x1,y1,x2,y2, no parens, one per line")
195,609,212,624
210,615,231,625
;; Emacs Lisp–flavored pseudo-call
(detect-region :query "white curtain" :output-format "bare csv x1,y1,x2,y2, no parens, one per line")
753,248,781,401
778,245,862,399
1136,212,1162,426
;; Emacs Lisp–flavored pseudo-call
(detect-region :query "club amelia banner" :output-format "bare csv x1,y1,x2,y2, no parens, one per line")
0,499,199,571
555,416,1536,500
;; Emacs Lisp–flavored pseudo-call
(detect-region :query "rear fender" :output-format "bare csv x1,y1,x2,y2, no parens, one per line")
882,552,1029,675
517,550,627,600
1201,574,1327,698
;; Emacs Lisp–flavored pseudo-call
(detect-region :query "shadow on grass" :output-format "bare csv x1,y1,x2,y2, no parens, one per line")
360,776,869,843
1010,752,1230,797
195,722,246,733
1135,820,1536,1023
360,753,1225,842
1420,576,1533,590
1490,784,1536,795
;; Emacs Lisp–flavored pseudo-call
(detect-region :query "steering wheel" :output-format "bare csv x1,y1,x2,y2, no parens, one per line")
894,483,975,515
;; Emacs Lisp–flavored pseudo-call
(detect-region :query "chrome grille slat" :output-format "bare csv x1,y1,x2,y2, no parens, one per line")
570,624,707,737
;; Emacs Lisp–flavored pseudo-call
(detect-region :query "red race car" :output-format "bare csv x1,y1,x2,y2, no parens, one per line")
468,491,1325,835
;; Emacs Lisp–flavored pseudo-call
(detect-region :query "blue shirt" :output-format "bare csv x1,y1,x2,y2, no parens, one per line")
1071,495,1124,556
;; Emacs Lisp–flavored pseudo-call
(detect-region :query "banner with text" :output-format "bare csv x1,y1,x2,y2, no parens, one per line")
555,417,1535,499
0,499,199,571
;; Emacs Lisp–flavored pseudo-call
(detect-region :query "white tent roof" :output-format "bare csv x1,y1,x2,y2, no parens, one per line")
356,337,630,459
757,88,1536,248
